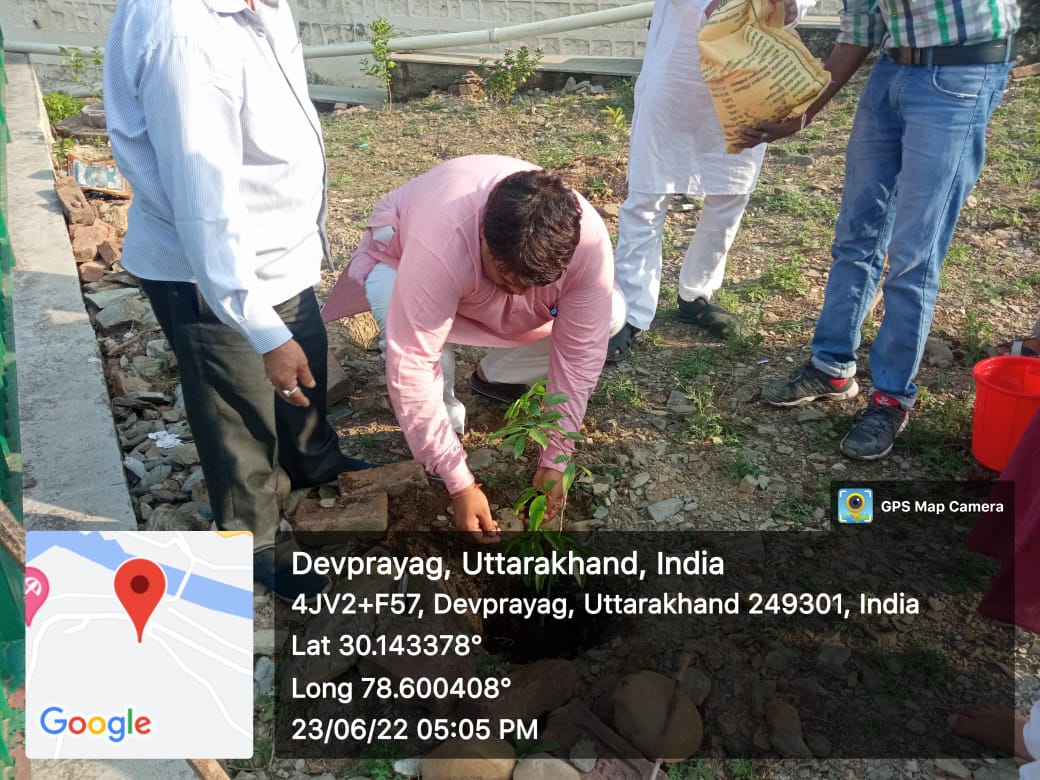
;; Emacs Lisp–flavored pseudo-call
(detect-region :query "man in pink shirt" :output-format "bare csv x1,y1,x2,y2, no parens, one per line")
323,156,623,538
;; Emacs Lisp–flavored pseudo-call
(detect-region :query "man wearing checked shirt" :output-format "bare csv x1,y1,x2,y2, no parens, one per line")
740,0,1019,460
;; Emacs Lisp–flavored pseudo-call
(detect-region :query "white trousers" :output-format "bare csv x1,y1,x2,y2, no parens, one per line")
614,190,751,331
365,262,627,434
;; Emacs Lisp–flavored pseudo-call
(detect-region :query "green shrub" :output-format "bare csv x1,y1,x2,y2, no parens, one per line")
43,92,85,126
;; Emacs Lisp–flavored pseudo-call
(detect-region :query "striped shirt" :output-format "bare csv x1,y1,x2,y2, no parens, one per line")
838,0,1020,50
104,0,329,353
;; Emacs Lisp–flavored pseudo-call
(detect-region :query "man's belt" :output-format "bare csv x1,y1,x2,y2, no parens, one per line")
886,37,1014,66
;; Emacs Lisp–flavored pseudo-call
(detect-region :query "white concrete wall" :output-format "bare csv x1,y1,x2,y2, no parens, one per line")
2,0,840,91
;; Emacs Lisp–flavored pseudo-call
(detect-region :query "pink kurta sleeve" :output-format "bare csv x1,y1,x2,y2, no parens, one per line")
539,209,614,472
384,236,475,494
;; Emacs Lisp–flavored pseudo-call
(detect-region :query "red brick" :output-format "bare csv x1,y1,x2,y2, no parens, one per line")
54,174,96,225
293,492,388,539
78,261,108,282
339,459,427,497
70,222,115,263
98,239,122,267
326,349,354,406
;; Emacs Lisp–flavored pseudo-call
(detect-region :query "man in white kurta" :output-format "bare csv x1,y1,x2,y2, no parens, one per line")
608,0,801,360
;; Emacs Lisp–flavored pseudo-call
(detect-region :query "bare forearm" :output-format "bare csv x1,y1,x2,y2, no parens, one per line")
807,43,871,119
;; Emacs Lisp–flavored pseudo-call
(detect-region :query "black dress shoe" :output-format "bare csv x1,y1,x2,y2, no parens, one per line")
469,371,529,404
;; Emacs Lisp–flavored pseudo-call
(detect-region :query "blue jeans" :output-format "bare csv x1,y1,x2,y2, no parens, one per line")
811,54,1011,408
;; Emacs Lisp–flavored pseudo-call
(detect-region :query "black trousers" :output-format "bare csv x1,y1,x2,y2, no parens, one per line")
140,279,352,551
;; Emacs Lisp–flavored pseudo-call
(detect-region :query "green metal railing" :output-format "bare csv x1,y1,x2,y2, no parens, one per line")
0,24,26,779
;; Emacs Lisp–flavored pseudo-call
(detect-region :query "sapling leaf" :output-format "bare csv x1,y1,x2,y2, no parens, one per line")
553,454,570,464
513,437,525,459
529,428,549,448
543,393,570,407
528,495,548,531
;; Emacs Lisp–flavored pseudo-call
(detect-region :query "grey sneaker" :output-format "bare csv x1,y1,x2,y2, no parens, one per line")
762,361,859,407
839,392,909,460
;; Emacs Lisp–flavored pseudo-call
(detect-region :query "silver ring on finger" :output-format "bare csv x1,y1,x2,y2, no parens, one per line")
281,386,299,397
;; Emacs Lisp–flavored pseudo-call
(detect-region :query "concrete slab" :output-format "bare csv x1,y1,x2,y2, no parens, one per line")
6,53,136,531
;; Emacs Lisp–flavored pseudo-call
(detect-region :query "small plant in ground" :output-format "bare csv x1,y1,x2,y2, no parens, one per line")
772,496,815,524
961,310,993,364
42,91,85,126
360,17,397,106
760,253,807,295
59,45,104,97
352,741,409,780
679,385,725,442
481,45,543,104
727,450,762,481
668,757,714,780
675,348,721,381
489,380,590,592
730,759,758,779
51,137,76,166
596,373,644,408
600,105,627,132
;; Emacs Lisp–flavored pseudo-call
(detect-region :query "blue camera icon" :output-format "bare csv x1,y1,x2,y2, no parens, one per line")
837,488,873,524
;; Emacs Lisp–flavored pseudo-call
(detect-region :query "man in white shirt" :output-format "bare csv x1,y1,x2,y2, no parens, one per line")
105,0,363,600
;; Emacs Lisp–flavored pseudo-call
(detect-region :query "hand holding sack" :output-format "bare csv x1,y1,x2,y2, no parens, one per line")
698,0,830,153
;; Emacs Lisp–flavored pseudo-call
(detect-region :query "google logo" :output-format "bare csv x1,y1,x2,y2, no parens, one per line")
40,707,152,743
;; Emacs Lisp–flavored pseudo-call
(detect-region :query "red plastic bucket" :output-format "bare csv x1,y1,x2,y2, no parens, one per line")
972,356,1040,472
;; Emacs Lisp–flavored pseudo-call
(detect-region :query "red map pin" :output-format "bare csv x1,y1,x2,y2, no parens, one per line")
114,559,166,643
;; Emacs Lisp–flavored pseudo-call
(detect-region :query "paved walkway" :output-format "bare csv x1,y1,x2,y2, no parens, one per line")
5,51,197,780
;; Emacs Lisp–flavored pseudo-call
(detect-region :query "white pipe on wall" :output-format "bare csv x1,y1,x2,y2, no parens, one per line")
3,2,655,59
304,3,655,59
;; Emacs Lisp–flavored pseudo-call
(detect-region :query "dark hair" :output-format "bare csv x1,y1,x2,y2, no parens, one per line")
482,169,582,287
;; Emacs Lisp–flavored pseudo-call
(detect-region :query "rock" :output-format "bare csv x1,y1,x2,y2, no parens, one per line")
339,459,427,497
806,733,831,757
796,407,827,423
513,754,580,780
788,155,814,166
144,504,210,532
569,736,597,772
123,457,147,480
96,295,155,329
542,701,656,780
97,239,122,267
420,738,515,780
132,355,165,378
867,766,894,780
70,222,114,262
647,498,683,523
681,668,711,706
253,656,275,698
86,287,141,309
146,339,171,359
925,337,955,367
666,390,695,415
766,700,813,758
82,101,108,128
393,757,420,777
139,464,173,490
598,418,618,433
344,312,381,350
169,443,199,467
563,76,578,93
630,472,650,488
905,718,927,734
254,628,277,655
934,758,971,778
816,643,851,672
78,261,108,282
613,670,703,761
54,174,97,225
326,349,354,405
738,474,759,493
467,448,496,471
590,84,606,95
293,493,388,539
96,200,131,234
